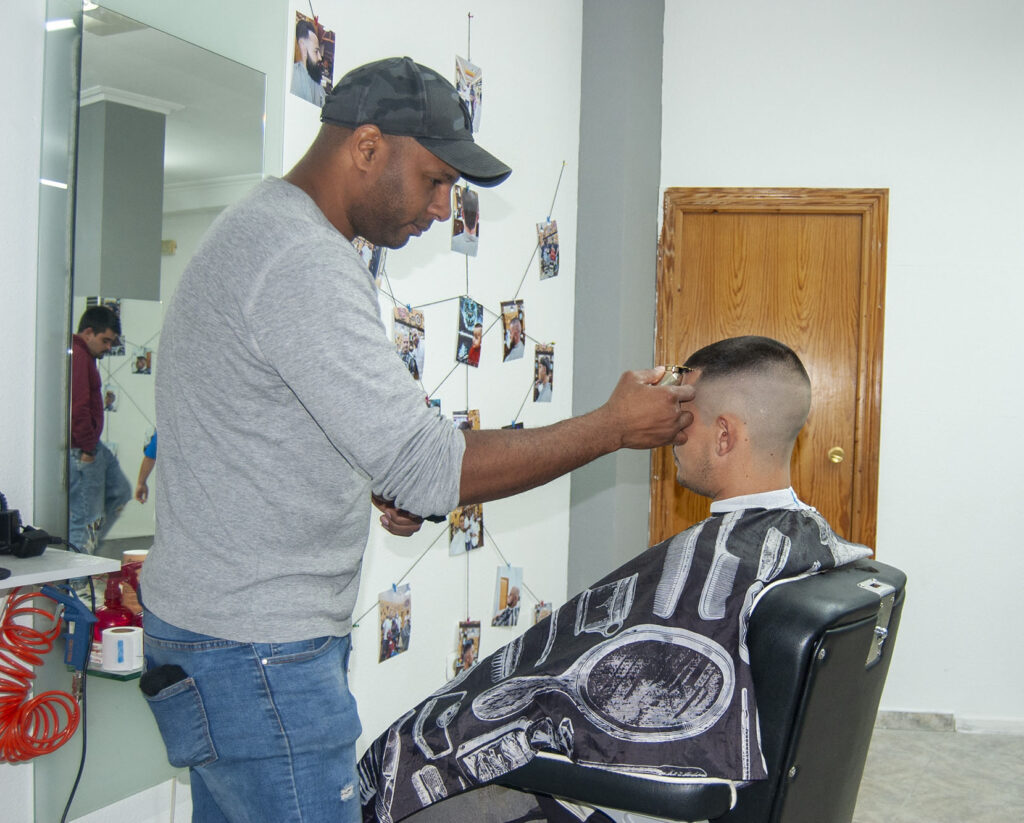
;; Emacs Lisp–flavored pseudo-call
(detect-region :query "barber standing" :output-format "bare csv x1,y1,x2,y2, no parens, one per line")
140,57,694,823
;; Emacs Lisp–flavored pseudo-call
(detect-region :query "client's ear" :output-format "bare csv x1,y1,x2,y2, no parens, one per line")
714,415,740,457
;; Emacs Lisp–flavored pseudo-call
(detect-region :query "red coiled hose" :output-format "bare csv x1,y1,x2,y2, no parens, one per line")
0,587,80,762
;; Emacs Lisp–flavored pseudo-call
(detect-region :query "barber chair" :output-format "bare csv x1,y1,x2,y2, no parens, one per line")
499,558,906,823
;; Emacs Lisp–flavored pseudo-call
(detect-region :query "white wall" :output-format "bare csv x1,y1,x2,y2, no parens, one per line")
661,0,1024,731
0,0,46,816
279,0,584,747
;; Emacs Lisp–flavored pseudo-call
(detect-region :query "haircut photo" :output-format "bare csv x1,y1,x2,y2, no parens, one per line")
455,55,483,132
393,306,425,381
533,343,554,402
378,583,412,663
537,219,559,279
501,300,525,362
451,185,480,257
456,296,484,367
289,12,335,107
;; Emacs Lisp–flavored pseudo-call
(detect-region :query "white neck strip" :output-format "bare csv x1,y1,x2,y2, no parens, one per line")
709,487,809,514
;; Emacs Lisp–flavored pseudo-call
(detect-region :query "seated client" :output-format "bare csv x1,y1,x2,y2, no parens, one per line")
358,336,871,823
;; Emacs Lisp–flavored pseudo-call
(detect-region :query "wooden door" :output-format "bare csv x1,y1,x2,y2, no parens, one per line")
651,188,887,548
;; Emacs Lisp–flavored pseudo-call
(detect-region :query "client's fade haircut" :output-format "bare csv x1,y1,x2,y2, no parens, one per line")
77,305,121,336
684,335,808,385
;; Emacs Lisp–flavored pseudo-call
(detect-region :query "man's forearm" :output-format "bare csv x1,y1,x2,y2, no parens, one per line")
459,408,618,505
458,368,694,505
137,456,156,485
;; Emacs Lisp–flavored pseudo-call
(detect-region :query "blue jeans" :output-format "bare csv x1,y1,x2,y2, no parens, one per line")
141,609,362,823
68,441,132,552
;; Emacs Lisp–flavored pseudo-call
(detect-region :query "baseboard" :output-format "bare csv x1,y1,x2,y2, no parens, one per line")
875,710,955,732
955,715,1024,736
876,710,1024,736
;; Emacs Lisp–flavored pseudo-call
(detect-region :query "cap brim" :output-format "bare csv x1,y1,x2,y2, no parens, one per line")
417,137,512,188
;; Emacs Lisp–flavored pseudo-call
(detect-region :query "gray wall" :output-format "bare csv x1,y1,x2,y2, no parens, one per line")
568,0,665,593
74,100,164,300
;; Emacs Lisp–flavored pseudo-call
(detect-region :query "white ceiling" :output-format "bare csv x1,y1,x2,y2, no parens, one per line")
81,5,266,188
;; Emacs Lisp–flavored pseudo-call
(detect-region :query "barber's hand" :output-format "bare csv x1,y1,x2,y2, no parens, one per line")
602,367,695,449
371,494,424,537
135,482,149,504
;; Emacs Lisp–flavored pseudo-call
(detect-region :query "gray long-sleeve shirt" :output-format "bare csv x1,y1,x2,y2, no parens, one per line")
143,178,465,643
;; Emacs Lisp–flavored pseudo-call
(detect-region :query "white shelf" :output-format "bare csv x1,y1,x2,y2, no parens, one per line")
0,548,120,591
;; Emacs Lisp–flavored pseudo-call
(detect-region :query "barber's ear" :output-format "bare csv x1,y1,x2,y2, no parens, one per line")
351,125,384,172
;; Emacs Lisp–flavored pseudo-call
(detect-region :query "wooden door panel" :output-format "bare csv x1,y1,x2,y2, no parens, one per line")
652,189,886,549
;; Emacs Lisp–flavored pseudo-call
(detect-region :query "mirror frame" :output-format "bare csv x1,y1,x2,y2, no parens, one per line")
33,0,83,538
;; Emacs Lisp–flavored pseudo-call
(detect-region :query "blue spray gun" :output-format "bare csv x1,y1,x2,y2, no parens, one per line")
41,583,98,673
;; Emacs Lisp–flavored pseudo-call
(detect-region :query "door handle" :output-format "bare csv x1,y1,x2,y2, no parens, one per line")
827,446,846,464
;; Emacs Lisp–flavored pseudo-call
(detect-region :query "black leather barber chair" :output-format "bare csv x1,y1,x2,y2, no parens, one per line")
500,558,906,823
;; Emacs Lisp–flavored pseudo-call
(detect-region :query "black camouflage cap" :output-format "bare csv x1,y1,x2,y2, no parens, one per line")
321,56,511,187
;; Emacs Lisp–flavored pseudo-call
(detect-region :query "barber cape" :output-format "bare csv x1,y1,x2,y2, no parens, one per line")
359,500,871,823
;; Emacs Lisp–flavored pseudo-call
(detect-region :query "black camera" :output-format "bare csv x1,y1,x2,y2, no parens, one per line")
0,493,52,558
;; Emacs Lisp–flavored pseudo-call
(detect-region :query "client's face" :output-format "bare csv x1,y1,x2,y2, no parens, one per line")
671,369,717,498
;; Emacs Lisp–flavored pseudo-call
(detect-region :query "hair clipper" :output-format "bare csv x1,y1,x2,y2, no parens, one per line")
657,365,691,386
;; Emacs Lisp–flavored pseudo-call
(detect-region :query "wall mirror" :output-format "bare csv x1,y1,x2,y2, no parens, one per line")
60,4,265,556
32,5,266,817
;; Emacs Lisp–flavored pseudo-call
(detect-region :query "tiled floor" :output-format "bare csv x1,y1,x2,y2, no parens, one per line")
853,728,1024,822
96,535,153,561
605,727,1024,823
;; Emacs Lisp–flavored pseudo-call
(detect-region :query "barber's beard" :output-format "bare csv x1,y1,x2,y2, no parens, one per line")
354,161,415,249
305,55,323,83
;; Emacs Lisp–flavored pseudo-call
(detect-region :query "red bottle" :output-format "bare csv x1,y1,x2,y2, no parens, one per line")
92,573,134,641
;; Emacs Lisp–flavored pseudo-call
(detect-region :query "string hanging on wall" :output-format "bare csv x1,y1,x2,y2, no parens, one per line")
351,526,447,628
483,525,542,606
356,115,570,660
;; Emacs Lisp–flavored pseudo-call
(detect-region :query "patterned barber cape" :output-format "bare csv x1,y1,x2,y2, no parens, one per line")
359,505,871,823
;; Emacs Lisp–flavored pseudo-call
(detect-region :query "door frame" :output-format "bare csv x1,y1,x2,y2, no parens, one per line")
652,187,888,548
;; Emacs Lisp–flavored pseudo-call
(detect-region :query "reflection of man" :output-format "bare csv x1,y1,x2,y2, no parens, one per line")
143,57,691,823
290,19,325,106
491,585,520,626
69,306,132,553
359,336,872,823
533,355,553,402
504,316,525,361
